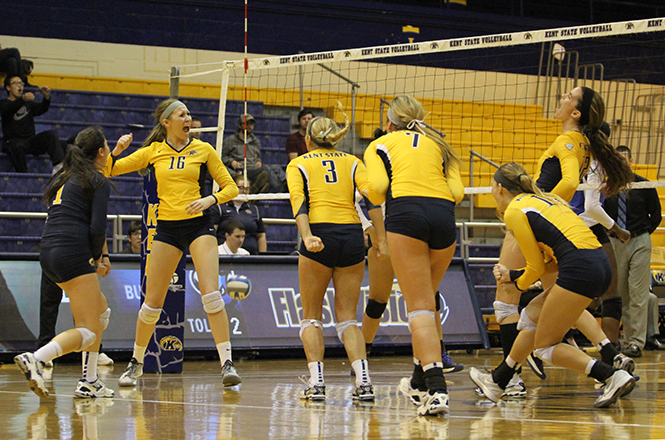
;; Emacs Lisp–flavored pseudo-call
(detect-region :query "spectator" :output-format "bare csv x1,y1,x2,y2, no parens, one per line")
210,173,267,255
218,220,250,255
1,76,64,173
119,221,141,254
0,44,32,86
222,114,284,192
285,109,314,162
190,117,202,140
646,291,665,350
604,146,662,358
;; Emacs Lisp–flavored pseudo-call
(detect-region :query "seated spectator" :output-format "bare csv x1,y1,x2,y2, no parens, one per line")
218,220,250,255
1,76,64,173
646,291,665,350
210,173,266,255
222,114,285,192
285,109,314,162
190,117,202,140
119,221,141,254
0,44,33,86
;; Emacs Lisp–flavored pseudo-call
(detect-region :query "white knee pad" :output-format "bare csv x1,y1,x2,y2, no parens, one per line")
299,319,322,340
100,308,111,330
407,310,436,331
75,327,97,352
335,320,357,343
533,345,556,365
138,303,162,325
493,301,519,324
517,308,537,331
202,291,225,314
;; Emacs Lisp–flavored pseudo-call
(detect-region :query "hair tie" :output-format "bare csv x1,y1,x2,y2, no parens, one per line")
319,126,334,141
160,100,185,121
406,119,427,136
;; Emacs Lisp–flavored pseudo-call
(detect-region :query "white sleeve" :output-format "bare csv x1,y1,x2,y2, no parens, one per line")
584,162,615,229
356,201,373,231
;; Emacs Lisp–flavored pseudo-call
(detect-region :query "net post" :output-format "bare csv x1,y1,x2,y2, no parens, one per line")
170,66,180,99
212,66,231,194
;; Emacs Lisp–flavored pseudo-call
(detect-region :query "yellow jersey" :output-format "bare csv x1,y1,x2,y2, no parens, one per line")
105,139,238,221
286,149,371,224
505,193,601,290
364,131,464,205
534,131,590,202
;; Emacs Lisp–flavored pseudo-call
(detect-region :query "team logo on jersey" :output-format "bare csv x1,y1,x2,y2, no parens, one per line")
564,143,574,150
187,150,198,155
88,258,95,267
159,336,183,351
244,209,253,214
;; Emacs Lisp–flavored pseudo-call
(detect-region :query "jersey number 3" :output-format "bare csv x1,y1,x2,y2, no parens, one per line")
322,160,338,183
169,156,186,170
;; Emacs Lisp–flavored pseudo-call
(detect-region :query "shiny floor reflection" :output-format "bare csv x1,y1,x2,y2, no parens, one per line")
2,350,665,439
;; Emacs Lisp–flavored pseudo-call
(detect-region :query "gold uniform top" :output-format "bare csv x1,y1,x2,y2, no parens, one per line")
534,131,590,202
364,131,464,205
105,139,238,221
286,149,371,224
505,193,601,290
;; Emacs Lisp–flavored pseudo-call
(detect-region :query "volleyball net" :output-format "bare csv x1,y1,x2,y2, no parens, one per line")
174,17,665,208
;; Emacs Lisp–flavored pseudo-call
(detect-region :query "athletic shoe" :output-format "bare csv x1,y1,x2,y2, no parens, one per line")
474,387,485,397
352,383,375,401
613,353,635,374
221,360,242,386
502,374,527,399
300,378,326,401
118,357,143,387
594,369,635,408
97,353,114,366
14,353,49,397
526,353,546,380
74,378,115,398
441,351,464,373
398,377,428,406
417,391,449,416
469,367,503,403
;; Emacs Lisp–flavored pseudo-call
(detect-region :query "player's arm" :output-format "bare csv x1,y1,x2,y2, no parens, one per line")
105,141,149,177
550,137,581,201
364,143,389,205
504,208,545,290
89,178,111,261
207,148,240,204
446,161,465,204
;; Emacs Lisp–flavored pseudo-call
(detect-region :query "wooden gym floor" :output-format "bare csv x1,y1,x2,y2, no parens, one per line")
2,349,665,439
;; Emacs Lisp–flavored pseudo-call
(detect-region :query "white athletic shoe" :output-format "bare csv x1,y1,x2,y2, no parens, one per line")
221,360,242,386
398,377,428,406
594,370,635,408
118,358,143,387
14,353,49,397
300,379,326,401
502,374,527,399
417,391,449,416
613,353,635,374
352,383,375,401
97,353,114,366
469,367,503,403
74,378,115,398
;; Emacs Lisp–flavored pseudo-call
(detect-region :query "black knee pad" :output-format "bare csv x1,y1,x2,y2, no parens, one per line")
602,296,622,321
435,291,441,311
365,299,387,319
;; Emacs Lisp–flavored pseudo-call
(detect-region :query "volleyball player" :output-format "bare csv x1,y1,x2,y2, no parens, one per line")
364,95,464,416
15,126,117,398
495,86,631,390
470,163,635,408
287,106,383,402
106,99,241,387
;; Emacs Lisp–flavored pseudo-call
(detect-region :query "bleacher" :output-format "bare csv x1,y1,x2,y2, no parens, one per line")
0,89,297,254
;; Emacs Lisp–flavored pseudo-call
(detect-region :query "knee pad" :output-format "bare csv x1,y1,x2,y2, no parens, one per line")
407,310,436,331
494,301,519,324
517,308,537,331
100,308,111,330
202,291,225,314
75,327,97,352
138,303,162,325
335,320,357,343
435,291,441,311
299,319,322,340
365,299,387,319
533,345,556,365
602,296,622,321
